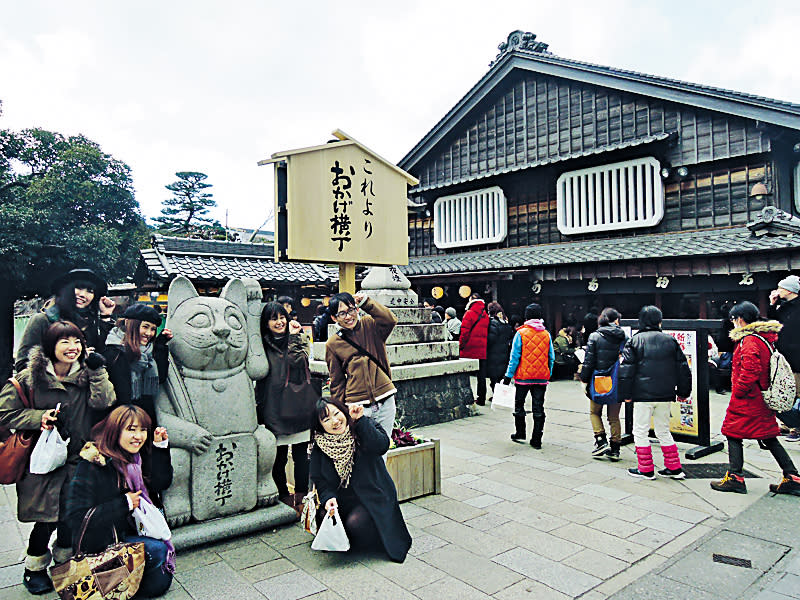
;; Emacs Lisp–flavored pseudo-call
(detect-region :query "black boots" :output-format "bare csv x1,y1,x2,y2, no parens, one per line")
511,416,526,443
530,417,545,449
592,434,609,458
606,440,621,461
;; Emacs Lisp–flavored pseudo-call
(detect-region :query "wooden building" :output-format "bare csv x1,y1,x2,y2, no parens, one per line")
399,31,800,329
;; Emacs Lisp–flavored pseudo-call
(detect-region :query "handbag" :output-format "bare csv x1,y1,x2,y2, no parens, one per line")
0,378,39,485
50,507,145,600
29,419,69,475
277,350,319,421
311,507,350,552
491,381,515,410
590,342,626,405
132,497,172,541
300,487,320,535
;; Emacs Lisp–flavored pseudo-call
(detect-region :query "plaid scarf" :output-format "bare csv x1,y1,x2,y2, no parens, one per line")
313,428,356,488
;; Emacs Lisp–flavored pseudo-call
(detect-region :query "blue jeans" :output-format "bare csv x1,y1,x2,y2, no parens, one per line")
123,535,172,598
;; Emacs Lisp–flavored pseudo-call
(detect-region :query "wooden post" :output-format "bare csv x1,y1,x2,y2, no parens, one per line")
339,263,356,294
698,292,707,319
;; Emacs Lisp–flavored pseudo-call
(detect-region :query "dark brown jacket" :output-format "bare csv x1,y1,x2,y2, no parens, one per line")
325,298,397,404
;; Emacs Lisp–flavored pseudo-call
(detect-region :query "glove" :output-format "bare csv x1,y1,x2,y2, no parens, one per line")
84,352,106,370
502,377,511,386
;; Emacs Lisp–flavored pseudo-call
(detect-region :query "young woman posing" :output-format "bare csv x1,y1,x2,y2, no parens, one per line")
0,321,116,594
310,398,412,563
65,405,175,598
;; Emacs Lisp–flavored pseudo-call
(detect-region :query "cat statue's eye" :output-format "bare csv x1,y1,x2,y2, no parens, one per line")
188,313,211,328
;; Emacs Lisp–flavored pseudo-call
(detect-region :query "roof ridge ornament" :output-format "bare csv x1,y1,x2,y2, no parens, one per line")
747,206,800,237
490,30,550,66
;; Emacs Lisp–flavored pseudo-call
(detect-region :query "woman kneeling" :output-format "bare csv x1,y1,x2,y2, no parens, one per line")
310,398,412,563
65,405,175,597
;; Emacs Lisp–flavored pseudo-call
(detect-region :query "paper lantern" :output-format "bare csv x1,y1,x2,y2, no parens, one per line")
459,285,471,298
431,286,444,299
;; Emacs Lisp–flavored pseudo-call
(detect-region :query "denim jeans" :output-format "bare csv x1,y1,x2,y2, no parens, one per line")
365,394,396,446
123,535,172,598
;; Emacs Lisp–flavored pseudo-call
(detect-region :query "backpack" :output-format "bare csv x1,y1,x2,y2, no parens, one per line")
589,341,626,405
747,333,797,412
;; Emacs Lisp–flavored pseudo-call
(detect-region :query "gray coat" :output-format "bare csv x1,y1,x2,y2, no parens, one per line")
0,348,116,522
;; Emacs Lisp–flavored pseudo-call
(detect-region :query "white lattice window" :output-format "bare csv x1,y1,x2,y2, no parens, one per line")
433,186,507,249
556,157,664,235
794,162,800,213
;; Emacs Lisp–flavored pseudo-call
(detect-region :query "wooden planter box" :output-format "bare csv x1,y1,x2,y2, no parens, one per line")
386,439,441,502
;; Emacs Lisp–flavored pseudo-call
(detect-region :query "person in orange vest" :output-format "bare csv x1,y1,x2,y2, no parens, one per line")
502,303,554,448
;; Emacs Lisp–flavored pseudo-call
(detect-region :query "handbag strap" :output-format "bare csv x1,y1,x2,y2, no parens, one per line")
282,346,311,388
76,506,121,555
8,378,32,409
336,331,390,379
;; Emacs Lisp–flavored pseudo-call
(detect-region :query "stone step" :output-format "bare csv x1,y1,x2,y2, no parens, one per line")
310,357,478,381
316,323,449,355
312,340,460,368
327,307,431,330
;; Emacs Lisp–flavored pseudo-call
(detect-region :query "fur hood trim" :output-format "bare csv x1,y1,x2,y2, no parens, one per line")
729,320,782,341
79,442,107,466
28,346,88,389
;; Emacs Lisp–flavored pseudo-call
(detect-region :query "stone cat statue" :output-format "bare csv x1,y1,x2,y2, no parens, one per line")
155,276,278,526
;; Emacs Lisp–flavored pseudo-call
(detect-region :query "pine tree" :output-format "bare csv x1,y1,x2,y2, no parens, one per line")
154,171,216,233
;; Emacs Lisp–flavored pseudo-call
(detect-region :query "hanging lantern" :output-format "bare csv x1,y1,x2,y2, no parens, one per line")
322,297,330,306
459,285,472,298
300,297,311,307
431,286,444,299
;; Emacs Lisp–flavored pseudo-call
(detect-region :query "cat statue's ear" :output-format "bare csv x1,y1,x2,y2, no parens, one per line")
240,278,268,380
220,278,247,311
167,276,199,322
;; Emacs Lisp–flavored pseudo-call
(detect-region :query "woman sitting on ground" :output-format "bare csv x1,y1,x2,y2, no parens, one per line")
711,301,800,495
65,405,175,598
103,304,172,424
310,398,412,563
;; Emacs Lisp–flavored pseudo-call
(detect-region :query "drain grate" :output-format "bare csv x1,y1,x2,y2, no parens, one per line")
680,463,759,480
713,554,752,568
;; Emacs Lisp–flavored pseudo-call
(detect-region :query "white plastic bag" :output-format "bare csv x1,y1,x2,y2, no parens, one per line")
311,507,350,552
133,497,172,541
491,381,515,410
29,427,69,474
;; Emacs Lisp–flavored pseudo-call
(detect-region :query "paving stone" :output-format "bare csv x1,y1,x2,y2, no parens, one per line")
575,483,631,502
564,494,650,523
260,523,315,550
0,563,24,590
413,575,492,600
627,527,674,550
424,520,515,558
254,569,327,600
634,512,693,535
241,558,298,583
446,474,480,485
753,590,796,600
440,481,484,501
0,549,22,569
399,502,431,519
491,577,571,600
551,523,651,563
407,533,449,556
562,547,629,579
219,541,281,570
494,547,601,597
588,516,645,538
160,586,192,600
461,478,532,502
177,559,267,600
654,523,712,558
411,497,488,522
276,542,351,574
462,512,510,532
313,560,418,600
358,554,446,590
593,548,668,596
608,575,719,600
464,494,503,508
771,573,800,597
519,494,596,523
620,495,710,524
487,521,584,561
486,500,569,532
407,511,449,528
552,466,583,476
783,552,800,576
419,545,523,595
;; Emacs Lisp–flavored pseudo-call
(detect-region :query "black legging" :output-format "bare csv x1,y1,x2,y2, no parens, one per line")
727,436,798,476
28,522,71,557
273,442,310,497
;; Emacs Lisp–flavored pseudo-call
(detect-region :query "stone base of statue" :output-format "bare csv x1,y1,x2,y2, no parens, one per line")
311,266,478,427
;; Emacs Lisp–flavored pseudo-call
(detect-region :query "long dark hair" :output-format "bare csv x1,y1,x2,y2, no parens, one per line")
55,280,101,323
260,301,290,347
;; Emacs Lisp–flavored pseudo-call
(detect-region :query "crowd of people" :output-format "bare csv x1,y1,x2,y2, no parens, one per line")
5,267,800,595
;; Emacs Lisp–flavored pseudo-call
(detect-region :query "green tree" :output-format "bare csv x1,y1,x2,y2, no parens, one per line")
154,171,217,233
0,127,148,377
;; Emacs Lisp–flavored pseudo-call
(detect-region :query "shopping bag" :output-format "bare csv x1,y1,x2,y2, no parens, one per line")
491,382,515,410
132,498,172,541
300,488,320,535
311,507,350,552
29,426,69,475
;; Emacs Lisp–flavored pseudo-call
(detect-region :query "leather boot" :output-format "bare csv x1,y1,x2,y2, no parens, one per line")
530,417,545,449
510,416,526,443
606,440,621,461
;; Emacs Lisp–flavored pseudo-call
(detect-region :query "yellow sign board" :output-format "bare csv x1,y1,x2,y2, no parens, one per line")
260,130,418,266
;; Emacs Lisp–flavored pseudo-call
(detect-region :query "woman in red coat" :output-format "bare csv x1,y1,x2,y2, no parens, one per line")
711,301,800,495
459,294,490,405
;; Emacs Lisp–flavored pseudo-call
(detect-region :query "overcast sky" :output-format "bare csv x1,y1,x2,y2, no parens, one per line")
2,1,799,230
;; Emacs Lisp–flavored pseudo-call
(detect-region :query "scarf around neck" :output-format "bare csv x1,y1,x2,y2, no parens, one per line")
115,453,176,574
314,428,356,488
107,327,159,399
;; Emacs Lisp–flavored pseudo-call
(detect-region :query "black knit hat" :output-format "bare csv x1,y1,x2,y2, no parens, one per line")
122,304,162,326
50,268,108,298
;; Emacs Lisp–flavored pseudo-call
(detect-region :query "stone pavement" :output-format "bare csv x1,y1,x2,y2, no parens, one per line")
1,380,798,599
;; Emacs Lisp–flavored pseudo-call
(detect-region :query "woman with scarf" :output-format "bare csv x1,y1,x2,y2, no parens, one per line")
16,269,115,373
310,398,411,563
0,320,116,594
65,405,174,598
103,304,172,424
255,301,311,511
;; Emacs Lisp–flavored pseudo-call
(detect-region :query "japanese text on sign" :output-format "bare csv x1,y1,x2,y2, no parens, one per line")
214,441,237,506
329,158,379,251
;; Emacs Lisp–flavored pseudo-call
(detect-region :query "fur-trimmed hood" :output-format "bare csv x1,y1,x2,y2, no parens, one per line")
79,441,107,466
25,346,89,390
729,320,782,341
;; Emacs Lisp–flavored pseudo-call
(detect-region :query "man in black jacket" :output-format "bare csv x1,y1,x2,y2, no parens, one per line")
769,275,800,440
619,306,692,480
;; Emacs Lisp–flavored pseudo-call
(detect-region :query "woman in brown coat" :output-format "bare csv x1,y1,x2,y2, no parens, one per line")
0,321,116,594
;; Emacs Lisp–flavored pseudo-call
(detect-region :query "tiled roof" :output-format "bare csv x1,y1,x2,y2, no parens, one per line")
400,227,800,277
139,235,336,285
411,132,673,193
